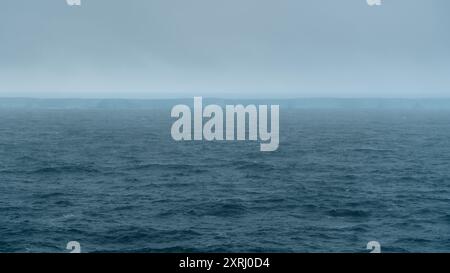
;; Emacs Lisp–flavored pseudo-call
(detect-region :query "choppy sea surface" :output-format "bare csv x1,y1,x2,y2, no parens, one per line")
1,108,449,253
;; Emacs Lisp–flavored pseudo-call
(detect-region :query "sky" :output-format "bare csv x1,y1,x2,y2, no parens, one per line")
0,0,449,98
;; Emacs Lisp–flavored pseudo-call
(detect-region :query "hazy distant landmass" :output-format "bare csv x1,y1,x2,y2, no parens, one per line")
2,98,450,110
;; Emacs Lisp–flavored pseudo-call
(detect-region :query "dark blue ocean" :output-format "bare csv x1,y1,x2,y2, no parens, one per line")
1,107,450,253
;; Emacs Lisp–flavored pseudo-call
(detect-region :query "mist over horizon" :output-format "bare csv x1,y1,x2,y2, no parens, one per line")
3,97,450,111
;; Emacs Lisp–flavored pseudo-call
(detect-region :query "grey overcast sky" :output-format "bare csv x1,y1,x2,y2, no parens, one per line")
0,0,449,98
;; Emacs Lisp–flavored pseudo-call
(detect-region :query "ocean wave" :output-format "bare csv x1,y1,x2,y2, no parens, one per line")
326,209,371,218
29,165,100,174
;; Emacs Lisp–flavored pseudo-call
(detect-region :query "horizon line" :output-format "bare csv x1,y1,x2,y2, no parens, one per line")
2,97,450,101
